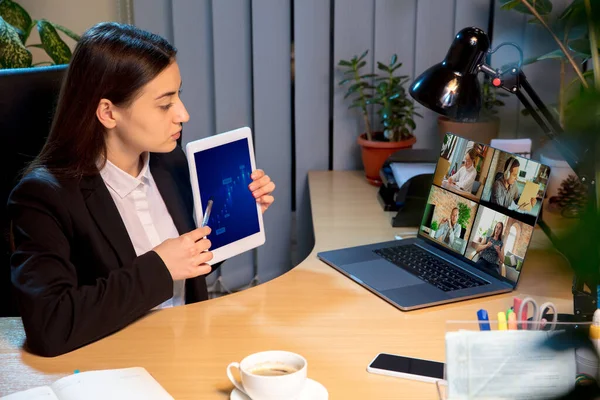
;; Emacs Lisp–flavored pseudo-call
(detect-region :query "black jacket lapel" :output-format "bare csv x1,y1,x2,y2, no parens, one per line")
150,155,196,236
80,174,137,266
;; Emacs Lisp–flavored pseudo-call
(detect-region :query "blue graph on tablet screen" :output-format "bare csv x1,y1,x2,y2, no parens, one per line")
193,138,260,250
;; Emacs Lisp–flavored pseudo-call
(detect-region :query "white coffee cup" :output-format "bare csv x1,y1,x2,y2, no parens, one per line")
227,350,307,400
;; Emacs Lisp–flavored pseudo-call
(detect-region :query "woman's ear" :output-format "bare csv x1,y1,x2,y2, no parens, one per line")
96,98,117,129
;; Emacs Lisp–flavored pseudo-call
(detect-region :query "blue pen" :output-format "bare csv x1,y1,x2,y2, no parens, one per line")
477,309,491,331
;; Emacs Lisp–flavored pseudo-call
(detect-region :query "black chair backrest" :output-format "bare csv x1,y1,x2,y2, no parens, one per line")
0,65,67,316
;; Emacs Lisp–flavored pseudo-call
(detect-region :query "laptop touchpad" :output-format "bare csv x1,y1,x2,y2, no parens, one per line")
342,260,422,291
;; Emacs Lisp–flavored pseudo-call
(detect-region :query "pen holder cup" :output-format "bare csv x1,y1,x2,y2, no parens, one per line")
437,320,594,400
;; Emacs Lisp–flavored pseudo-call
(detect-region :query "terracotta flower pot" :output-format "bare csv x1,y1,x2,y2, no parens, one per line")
357,132,417,186
437,116,500,145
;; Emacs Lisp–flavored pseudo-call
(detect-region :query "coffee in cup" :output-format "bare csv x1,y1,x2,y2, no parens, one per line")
227,350,307,400
249,362,299,376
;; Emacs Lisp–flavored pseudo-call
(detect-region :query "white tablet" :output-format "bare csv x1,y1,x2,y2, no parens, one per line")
186,127,265,265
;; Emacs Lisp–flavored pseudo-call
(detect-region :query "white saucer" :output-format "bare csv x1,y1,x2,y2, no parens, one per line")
230,378,329,399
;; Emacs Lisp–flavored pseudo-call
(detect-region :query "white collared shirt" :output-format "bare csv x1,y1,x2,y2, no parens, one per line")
449,165,477,192
99,153,185,309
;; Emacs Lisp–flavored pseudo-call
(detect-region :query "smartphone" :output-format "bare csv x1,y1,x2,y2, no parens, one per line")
367,353,445,384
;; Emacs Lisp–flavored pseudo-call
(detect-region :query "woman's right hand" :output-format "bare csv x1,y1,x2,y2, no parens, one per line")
152,226,213,280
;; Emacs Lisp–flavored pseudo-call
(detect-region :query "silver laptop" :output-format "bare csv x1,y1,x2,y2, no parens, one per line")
318,133,550,310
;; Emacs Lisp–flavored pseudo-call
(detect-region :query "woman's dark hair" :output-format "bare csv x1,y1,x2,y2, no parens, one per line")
494,221,504,240
27,22,177,179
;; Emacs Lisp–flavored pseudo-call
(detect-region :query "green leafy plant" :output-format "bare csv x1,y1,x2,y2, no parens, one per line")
338,50,421,142
430,221,439,231
338,50,376,141
373,55,422,141
501,0,599,126
457,202,471,230
0,0,80,69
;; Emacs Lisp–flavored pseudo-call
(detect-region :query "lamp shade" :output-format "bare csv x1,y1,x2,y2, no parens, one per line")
409,27,490,121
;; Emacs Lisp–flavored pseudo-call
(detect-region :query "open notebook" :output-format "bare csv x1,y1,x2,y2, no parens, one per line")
1,367,173,400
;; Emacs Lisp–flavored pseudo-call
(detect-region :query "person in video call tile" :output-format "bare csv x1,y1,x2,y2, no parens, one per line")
474,222,504,274
435,207,461,246
491,157,536,211
446,148,477,193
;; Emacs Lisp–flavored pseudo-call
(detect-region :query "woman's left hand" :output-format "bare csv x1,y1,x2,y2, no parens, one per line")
249,169,275,214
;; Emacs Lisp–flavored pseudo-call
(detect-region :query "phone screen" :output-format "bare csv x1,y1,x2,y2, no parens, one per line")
369,353,444,379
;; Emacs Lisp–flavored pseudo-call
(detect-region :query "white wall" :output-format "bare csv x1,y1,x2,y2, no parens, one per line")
16,0,122,65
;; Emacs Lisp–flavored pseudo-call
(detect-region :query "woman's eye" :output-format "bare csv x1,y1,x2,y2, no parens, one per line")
160,104,173,111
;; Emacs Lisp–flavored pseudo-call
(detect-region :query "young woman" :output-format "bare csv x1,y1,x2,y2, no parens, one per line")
8,22,275,357
474,221,505,274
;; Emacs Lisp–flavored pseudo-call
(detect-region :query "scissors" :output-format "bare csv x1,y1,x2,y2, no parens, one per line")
516,296,558,330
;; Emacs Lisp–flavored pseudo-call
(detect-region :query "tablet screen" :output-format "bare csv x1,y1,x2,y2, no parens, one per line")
192,138,260,250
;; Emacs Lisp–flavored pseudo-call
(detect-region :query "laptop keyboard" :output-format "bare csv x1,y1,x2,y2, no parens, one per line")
373,245,487,292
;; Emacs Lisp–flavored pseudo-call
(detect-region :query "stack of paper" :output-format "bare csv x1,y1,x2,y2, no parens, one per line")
390,162,436,189
446,330,576,399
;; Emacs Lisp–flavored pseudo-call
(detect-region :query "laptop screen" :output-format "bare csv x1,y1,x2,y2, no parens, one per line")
418,133,551,287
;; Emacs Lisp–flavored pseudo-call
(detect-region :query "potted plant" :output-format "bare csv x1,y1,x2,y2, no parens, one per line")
457,202,472,238
338,51,421,186
500,0,597,208
437,79,508,145
429,220,439,239
0,0,80,68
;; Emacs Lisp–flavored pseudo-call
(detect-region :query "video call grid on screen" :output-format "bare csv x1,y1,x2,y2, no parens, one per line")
192,138,260,251
420,133,551,283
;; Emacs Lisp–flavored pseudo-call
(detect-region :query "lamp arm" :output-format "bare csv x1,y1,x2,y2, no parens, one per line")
478,64,584,177
517,71,564,137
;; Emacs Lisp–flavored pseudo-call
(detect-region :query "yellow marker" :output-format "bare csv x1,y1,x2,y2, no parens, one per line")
498,311,507,330
508,312,517,330
590,309,600,354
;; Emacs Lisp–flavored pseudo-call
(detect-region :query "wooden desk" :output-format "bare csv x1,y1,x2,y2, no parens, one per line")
0,171,574,399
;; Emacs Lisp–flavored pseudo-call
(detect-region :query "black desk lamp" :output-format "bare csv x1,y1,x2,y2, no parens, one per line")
409,27,597,320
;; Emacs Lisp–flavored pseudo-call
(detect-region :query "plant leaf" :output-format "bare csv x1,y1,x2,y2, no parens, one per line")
569,38,597,57
559,0,584,21
51,22,80,42
356,60,366,69
0,0,31,43
500,0,552,15
537,49,568,61
390,54,397,66
358,49,368,62
377,61,389,72
500,0,521,11
0,15,32,68
37,19,71,64
391,63,404,72
360,73,377,79
338,60,352,67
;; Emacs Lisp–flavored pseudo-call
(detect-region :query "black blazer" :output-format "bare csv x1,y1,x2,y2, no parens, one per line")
8,147,220,357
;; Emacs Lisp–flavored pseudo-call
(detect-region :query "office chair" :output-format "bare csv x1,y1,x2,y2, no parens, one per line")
0,65,67,317
471,181,481,195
